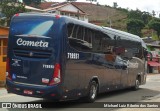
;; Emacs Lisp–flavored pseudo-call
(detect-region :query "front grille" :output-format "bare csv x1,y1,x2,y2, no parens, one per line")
13,48,52,59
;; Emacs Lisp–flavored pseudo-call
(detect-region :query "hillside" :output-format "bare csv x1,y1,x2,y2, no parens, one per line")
38,2,128,31
72,2,128,30
38,2,152,38
72,2,154,38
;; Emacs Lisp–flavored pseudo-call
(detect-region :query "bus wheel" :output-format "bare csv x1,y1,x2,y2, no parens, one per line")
86,81,98,103
133,78,140,90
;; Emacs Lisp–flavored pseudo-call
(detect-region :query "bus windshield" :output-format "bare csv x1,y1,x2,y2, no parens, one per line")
11,17,54,37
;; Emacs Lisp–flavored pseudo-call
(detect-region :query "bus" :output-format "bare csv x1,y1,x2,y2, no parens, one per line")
6,13,147,102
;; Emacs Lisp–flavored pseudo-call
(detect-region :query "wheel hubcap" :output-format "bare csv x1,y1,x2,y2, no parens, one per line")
90,85,97,99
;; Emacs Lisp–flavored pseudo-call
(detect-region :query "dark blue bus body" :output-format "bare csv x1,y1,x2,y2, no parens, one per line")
6,13,147,102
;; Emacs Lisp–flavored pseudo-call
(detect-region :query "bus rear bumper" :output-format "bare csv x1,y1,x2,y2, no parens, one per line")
6,80,63,100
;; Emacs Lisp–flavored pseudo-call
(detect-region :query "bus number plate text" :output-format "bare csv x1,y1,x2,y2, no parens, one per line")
67,53,79,59
24,90,33,95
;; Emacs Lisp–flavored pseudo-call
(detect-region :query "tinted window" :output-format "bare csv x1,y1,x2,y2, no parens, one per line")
67,24,93,52
67,23,113,53
93,31,113,53
115,37,142,59
11,17,54,37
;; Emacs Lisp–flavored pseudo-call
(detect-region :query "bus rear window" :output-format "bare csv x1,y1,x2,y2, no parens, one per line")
11,17,54,37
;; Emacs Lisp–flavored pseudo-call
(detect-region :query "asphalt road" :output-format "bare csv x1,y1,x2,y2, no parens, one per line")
0,74,160,111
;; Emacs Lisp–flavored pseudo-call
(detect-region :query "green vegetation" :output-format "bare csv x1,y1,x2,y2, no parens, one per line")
0,0,27,26
100,4,159,38
108,7,159,39
23,0,43,8
127,19,145,36
148,18,160,40
126,9,151,37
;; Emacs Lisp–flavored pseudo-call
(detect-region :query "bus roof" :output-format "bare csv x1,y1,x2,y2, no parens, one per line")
60,15,142,42
62,16,146,48
14,13,146,48
102,27,140,41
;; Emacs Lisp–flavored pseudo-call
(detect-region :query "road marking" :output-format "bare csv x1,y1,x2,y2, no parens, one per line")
0,94,16,99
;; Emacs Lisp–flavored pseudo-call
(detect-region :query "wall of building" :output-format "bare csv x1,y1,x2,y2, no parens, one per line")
0,27,9,36
60,4,80,12
0,27,8,86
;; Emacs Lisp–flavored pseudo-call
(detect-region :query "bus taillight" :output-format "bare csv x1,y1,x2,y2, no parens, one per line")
6,58,12,80
49,63,61,85
14,13,19,16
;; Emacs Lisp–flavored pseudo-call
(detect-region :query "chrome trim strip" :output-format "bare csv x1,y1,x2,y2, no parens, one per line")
14,82,47,87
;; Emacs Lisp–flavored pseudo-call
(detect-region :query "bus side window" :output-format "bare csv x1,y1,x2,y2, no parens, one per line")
67,23,74,37
84,28,93,45
93,31,112,54
67,24,93,52
92,31,102,52
119,40,141,59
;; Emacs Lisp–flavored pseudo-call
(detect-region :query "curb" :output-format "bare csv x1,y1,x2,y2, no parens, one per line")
147,73,160,75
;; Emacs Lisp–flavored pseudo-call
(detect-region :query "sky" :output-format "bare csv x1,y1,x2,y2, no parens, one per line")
46,0,160,16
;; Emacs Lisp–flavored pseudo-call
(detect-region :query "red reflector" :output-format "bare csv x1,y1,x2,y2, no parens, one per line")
55,15,61,19
15,13,19,16
50,94,56,96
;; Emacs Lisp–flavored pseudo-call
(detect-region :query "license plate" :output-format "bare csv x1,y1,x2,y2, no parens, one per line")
24,90,33,95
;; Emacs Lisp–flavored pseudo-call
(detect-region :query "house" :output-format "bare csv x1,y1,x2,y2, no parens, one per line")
39,2,126,26
39,2,89,22
0,26,9,86
25,5,44,12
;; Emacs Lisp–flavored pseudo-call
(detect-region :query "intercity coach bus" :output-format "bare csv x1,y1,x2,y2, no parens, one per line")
6,13,147,102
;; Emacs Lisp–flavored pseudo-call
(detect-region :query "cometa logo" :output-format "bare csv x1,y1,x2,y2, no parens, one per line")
16,38,49,48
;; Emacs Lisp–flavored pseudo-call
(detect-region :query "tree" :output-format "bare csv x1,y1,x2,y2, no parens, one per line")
141,11,152,24
127,9,152,30
113,2,118,8
86,0,97,3
148,18,160,40
127,9,143,20
127,19,145,36
0,0,27,26
23,0,41,8
0,0,18,3
152,10,156,17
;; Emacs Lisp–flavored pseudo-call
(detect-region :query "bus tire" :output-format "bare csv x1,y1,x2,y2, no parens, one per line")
86,81,98,103
132,78,140,90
